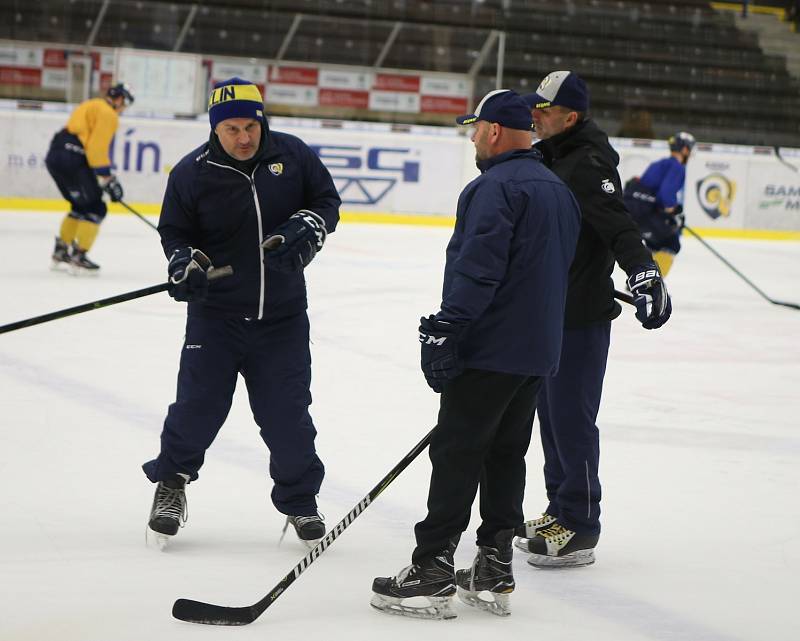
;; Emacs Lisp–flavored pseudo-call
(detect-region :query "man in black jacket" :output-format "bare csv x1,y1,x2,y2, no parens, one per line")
142,78,340,550
515,71,671,568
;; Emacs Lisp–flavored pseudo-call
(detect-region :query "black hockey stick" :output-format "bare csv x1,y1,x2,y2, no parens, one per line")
172,427,436,625
0,266,233,335
683,225,800,310
118,199,159,231
614,289,634,305
773,146,798,173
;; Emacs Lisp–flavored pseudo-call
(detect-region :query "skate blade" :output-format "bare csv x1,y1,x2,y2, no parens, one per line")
514,536,531,552
300,537,322,550
527,548,595,568
370,593,456,620
50,261,71,272
69,266,100,277
457,587,511,617
145,526,174,551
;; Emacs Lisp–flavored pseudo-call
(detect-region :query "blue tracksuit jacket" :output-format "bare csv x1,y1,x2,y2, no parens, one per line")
158,129,341,321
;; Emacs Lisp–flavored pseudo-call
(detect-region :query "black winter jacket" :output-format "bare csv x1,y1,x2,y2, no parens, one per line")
535,119,653,328
158,127,340,321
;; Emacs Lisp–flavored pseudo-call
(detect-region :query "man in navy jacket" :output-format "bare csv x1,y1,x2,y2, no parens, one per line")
142,78,340,549
371,90,581,620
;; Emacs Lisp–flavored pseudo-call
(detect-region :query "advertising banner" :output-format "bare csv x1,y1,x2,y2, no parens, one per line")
0,109,468,217
1,107,798,232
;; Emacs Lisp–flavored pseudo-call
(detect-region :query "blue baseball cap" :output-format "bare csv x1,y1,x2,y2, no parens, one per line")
456,89,533,131
523,71,589,112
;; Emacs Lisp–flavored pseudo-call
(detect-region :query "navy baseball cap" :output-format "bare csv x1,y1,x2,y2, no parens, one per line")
523,71,589,112
456,89,533,131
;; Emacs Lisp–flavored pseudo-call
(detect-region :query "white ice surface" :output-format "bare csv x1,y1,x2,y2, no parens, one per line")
0,211,798,641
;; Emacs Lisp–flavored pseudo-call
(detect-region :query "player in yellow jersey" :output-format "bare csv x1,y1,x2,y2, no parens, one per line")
45,83,134,273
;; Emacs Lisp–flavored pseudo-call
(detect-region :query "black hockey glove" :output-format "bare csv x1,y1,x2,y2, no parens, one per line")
168,247,212,303
627,264,672,330
262,209,327,273
101,176,124,202
419,315,464,393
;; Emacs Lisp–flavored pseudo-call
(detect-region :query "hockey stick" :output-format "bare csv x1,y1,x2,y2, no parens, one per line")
683,225,800,310
118,199,158,231
773,146,798,173
614,289,634,305
0,265,233,335
172,427,436,625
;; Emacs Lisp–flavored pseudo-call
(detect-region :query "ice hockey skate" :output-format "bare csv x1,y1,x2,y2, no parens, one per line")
456,530,515,616
146,474,188,550
513,512,557,551
526,523,598,568
50,236,71,271
371,548,457,620
281,513,325,548
69,245,100,276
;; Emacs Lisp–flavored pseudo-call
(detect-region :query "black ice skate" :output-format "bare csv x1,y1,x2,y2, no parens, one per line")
69,245,100,275
513,511,557,551
526,523,599,568
51,237,71,271
282,514,325,547
456,529,515,616
147,474,189,550
371,546,457,620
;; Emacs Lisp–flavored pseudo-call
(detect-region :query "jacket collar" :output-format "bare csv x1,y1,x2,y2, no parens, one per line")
477,147,542,173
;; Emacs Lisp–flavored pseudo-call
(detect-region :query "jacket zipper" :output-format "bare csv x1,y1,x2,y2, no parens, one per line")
207,160,266,320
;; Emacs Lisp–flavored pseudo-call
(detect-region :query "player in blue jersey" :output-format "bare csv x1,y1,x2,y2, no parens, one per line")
623,132,695,276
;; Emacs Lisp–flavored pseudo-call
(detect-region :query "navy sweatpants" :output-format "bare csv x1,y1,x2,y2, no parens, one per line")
45,130,107,222
538,322,611,536
142,311,324,517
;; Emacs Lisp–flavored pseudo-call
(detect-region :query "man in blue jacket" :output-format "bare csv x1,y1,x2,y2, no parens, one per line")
371,90,581,620
142,78,340,549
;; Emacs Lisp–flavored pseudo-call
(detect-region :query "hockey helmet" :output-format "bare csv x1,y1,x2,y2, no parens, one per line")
668,131,695,153
107,83,135,106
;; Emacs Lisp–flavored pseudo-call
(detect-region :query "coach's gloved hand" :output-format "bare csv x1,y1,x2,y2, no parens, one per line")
100,175,124,202
262,209,327,273
419,315,464,393
626,264,671,330
168,247,212,302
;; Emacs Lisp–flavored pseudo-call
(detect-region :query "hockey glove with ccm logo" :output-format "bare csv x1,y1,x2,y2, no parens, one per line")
262,209,327,273
168,247,212,303
419,315,464,393
627,264,672,329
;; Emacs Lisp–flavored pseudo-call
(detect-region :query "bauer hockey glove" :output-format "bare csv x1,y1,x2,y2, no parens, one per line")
262,209,327,273
419,315,464,393
627,264,672,330
168,247,213,303
99,175,124,202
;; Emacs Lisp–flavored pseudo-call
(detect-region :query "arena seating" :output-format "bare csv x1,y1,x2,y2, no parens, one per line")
1,0,798,145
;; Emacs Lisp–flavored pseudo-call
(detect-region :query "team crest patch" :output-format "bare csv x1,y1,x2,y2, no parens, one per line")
601,179,615,194
268,163,284,176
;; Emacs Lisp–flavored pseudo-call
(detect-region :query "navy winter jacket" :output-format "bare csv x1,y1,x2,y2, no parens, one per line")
158,128,340,321
437,148,581,377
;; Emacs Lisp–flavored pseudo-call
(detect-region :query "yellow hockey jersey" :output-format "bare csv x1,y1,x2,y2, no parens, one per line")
65,97,119,173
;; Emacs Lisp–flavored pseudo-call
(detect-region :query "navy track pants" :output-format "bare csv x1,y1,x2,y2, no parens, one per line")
142,311,324,516
538,322,610,536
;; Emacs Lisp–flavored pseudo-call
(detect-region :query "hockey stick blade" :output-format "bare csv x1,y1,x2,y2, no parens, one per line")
172,600,255,626
172,428,435,625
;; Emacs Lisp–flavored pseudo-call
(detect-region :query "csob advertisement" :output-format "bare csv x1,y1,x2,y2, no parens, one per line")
1,108,799,232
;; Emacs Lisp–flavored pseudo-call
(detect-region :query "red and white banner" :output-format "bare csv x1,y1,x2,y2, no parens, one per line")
1,43,473,116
